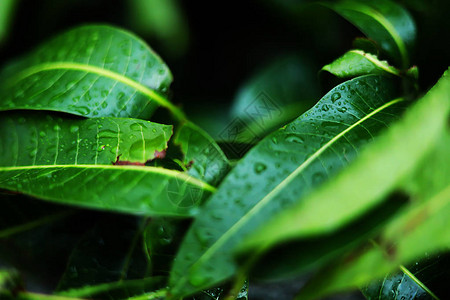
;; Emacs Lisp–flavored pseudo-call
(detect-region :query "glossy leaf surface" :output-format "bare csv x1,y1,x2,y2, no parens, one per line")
0,112,172,166
169,75,404,297
174,122,230,186
294,69,450,300
325,0,416,67
322,50,401,78
0,164,214,216
0,25,184,119
361,254,450,300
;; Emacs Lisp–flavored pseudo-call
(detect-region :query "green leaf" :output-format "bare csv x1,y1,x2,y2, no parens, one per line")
0,112,172,166
0,164,214,216
174,122,230,186
0,0,17,44
324,0,416,67
292,69,450,300
230,55,320,141
0,112,212,215
322,50,401,78
361,254,450,300
169,75,405,297
241,69,450,253
0,25,185,120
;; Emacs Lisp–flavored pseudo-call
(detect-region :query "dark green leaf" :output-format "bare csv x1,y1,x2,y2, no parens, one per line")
322,50,401,78
174,122,230,186
169,75,404,297
0,25,185,120
361,254,450,300
324,0,416,67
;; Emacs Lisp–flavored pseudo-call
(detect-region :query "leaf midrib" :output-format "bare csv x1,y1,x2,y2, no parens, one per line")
0,164,215,192
349,50,401,76
6,62,186,120
183,97,404,282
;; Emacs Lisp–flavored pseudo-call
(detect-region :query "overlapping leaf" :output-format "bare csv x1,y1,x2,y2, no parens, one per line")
169,75,405,297
174,122,230,186
322,50,401,78
0,112,213,216
0,25,184,120
290,68,450,300
0,112,172,166
324,0,416,67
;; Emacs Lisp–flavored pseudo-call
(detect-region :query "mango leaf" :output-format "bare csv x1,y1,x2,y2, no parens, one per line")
0,112,172,166
230,55,320,142
361,254,450,300
0,164,214,216
324,0,416,67
322,50,401,78
174,122,230,186
169,75,405,297
241,68,449,251
293,69,450,300
0,25,185,120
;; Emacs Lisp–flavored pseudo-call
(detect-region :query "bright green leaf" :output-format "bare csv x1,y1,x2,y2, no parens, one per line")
322,49,401,78
0,112,172,166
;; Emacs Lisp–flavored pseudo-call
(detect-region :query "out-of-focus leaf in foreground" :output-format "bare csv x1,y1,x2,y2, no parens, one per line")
169,75,404,297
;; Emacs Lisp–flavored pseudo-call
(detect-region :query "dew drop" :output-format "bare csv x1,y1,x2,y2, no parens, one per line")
39,131,46,137
101,90,109,97
66,81,77,90
286,134,304,144
337,107,347,113
117,92,125,100
101,102,108,108
271,136,278,144
130,123,142,131
322,104,330,112
70,125,79,133
331,92,341,102
53,125,61,131
254,162,267,174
